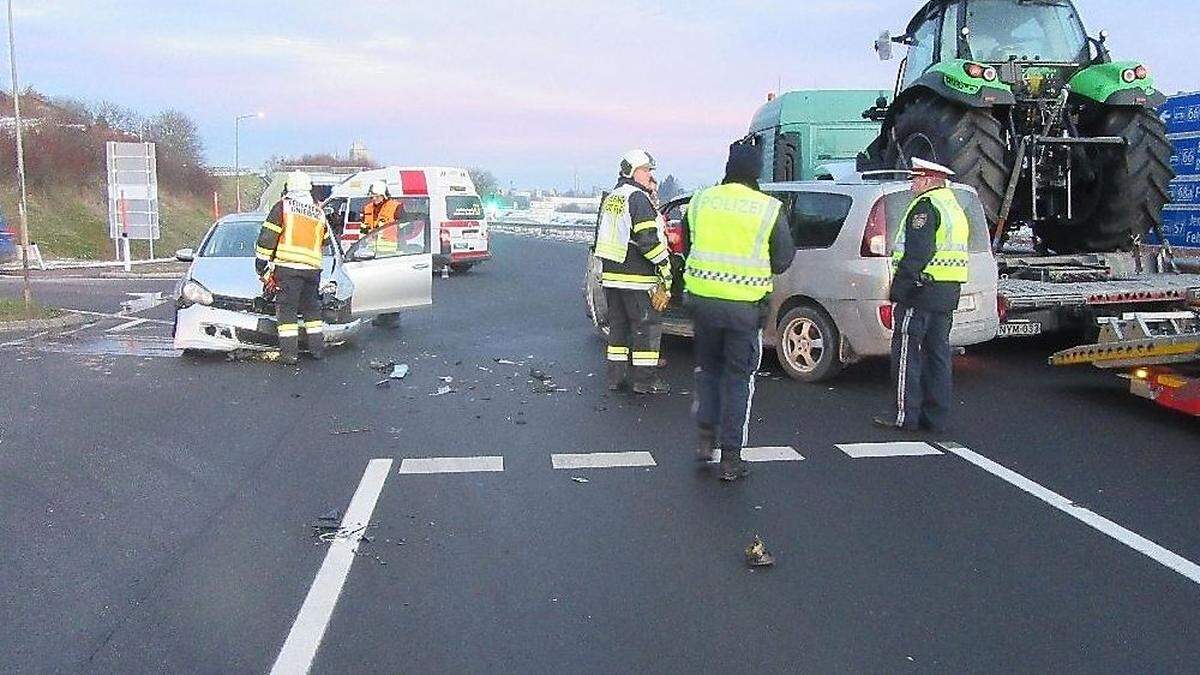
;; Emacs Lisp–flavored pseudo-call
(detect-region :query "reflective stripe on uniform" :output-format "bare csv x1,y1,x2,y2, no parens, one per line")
607,345,630,361
601,271,657,290
631,350,659,367
278,322,299,337
644,243,668,263
303,320,324,333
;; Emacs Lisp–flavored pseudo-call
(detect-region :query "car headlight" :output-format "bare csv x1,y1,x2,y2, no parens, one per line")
181,280,214,306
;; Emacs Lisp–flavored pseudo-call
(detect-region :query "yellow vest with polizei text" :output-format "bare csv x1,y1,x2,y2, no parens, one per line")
683,183,781,302
892,187,969,283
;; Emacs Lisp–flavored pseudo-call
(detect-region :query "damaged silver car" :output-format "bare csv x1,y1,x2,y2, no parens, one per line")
173,212,433,353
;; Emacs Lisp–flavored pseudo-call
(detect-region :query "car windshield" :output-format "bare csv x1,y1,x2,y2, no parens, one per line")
199,219,261,257
446,195,484,220
199,217,339,258
964,0,1088,63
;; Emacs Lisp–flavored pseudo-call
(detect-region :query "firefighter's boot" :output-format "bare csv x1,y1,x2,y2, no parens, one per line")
606,362,629,392
279,336,299,365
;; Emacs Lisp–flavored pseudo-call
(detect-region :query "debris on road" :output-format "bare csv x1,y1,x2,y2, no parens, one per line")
571,476,589,484
744,534,775,567
369,359,395,372
431,385,453,396
390,364,410,379
375,379,391,388
331,426,371,436
529,367,551,381
439,375,454,383
494,358,518,365
310,509,341,533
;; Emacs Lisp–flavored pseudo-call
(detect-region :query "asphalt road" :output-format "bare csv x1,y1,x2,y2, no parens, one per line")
1,234,1198,673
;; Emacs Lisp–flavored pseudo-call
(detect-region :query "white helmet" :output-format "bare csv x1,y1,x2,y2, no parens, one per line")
368,180,389,197
285,170,312,193
619,149,656,178
910,157,955,177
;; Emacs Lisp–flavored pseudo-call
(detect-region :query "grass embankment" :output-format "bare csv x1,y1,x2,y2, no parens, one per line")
0,176,267,261
0,297,62,322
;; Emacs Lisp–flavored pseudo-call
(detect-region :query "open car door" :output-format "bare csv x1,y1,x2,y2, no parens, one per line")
341,219,433,317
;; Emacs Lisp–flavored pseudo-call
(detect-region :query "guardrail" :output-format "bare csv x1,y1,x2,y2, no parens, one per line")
491,220,593,244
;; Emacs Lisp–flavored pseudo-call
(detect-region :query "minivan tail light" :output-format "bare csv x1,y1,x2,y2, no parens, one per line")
997,295,1008,323
861,196,888,257
879,303,894,330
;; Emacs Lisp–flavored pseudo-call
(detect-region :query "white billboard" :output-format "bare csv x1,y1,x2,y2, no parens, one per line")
106,142,160,240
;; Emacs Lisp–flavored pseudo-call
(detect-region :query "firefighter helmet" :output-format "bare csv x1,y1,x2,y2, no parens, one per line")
619,149,656,178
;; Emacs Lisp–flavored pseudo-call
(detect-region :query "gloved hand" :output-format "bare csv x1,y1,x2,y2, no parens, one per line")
650,283,671,312
657,263,673,286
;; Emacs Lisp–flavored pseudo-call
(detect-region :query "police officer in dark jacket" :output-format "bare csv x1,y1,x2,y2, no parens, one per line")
682,142,794,481
874,158,970,432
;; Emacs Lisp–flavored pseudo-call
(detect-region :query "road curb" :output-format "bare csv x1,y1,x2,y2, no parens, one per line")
96,272,183,280
0,312,88,334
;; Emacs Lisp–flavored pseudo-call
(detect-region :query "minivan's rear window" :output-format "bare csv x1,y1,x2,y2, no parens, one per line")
884,188,991,253
446,196,483,220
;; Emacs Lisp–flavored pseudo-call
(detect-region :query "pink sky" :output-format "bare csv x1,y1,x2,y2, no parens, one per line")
8,0,1199,190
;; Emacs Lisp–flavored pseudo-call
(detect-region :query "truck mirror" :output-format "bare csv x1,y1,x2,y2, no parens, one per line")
874,31,893,61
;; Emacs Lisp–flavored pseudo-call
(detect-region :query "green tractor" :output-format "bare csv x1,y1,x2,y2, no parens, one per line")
859,0,1173,254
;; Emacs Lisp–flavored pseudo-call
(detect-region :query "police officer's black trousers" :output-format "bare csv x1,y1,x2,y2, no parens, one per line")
275,266,324,359
604,287,663,386
690,296,762,457
889,303,953,431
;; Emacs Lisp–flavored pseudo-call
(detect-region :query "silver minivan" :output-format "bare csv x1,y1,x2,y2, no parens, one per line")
585,174,999,382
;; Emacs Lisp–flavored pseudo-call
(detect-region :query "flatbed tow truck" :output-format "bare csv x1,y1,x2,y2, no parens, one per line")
996,248,1200,338
1050,309,1200,416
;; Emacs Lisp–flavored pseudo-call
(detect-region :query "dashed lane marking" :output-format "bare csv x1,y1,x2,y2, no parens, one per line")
551,451,657,470
107,318,154,333
742,446,805,463
940,442,1200,586
397,456,505,474
836,441,944,458
271,458,393,675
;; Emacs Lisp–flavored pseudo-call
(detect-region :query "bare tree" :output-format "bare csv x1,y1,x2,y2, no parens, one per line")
467,167,498,196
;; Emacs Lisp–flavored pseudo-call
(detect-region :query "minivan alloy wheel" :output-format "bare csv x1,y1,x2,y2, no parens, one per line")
783,317,824,373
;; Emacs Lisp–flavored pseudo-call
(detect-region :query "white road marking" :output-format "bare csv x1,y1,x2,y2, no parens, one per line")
57,321,100,337
940,442,1200,586
552,451,657,469
59,308,172,324
837,441,944,458
742,446,805,463
271,458,393,675
0,330,47,348
107,318,152,332
397,456,504,474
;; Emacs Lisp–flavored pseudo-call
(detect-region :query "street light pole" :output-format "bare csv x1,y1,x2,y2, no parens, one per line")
234,112,262,213
6,0,33,317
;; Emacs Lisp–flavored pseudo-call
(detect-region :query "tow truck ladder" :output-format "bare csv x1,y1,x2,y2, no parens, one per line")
1049,311,1200,369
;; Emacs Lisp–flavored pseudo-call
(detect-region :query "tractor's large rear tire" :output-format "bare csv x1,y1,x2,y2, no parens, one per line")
1044,107,1174,253
888,95,1009,228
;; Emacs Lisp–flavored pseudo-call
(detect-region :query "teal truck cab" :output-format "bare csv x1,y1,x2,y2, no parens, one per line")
746,89,893,182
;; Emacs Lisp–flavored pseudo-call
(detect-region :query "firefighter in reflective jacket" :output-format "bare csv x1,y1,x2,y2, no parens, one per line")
362,180,405,235
255,171,331,365
682,142,794,481
874,157,970,433
594,149,673,394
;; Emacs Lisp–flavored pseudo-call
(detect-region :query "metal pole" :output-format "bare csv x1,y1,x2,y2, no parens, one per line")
6,0,34,317
234,116,241,212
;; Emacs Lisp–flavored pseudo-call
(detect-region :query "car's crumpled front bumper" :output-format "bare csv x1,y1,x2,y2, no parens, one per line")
173,303,362,352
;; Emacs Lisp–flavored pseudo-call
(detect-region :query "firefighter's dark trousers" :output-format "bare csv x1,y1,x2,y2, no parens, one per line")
603,287,662,386
275,266,324,359
690,295,762,457
889,303,953,431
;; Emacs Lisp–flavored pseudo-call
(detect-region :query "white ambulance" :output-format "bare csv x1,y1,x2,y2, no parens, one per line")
325,166,491,272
